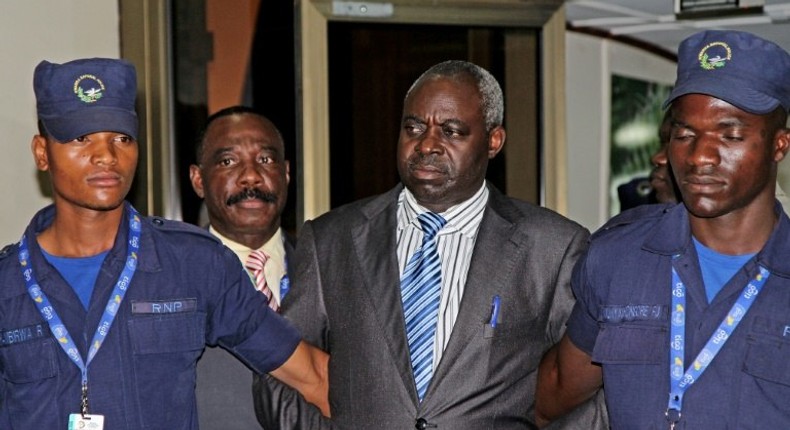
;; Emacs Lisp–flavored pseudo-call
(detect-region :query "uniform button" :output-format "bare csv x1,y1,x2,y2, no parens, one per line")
153,218,164,226
415,418,436,429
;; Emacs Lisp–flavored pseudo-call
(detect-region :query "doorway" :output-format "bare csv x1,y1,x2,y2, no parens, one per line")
327,23,519,208
296,1,566,222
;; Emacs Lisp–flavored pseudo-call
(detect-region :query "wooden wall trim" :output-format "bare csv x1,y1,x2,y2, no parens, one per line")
119,0,179,219
542,6,567,214
296,0,331,223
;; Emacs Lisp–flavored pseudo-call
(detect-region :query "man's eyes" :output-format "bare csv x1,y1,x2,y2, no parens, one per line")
215,156,274,167
443,128,462,138
404,124,425,135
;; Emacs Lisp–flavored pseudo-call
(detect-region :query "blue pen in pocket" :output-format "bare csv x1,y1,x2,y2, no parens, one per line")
489,295,501,328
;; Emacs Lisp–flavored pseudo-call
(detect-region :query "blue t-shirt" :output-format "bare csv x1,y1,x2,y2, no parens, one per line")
693,237,755,303
42,249,109,309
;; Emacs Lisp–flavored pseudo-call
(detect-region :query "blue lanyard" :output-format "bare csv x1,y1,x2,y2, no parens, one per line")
17,206,142,414
667,260,769,426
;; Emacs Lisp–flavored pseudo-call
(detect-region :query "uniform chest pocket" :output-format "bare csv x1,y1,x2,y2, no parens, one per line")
742,317,790,387
592,324,666,364
128,312,206,354
734,317,790,429
0,338,58,383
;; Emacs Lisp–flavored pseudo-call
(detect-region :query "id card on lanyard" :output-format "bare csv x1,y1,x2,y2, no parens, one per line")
18,206,142,428
666,259,769,430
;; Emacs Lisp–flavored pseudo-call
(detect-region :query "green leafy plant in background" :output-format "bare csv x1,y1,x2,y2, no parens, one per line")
608,74,671,216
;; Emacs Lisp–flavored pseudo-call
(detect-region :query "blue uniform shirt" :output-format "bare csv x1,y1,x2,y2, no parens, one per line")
567,202,790,429
0,203,301,429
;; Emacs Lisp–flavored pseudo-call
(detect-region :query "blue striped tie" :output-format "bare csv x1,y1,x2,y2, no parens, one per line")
401,212,447,401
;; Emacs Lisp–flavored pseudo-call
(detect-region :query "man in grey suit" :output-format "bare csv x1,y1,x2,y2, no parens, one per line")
190,106,295,429
255,61,607,429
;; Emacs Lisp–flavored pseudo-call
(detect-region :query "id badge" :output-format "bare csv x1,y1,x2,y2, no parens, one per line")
68,413,104,429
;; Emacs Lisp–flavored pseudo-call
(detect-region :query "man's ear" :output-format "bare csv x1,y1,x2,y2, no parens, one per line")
774,126,790,163
32,135,50,171
189,164,205,199
285,160,291,186
487,125,506,159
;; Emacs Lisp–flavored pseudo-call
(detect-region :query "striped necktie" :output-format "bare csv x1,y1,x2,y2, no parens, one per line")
245,250,279,312
400,212,447,401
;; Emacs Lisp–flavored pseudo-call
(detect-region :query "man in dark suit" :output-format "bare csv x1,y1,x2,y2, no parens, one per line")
255,61,607,429
190,106,294,429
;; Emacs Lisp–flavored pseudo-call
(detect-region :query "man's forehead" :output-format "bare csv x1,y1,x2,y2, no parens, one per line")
410,80,480,111
205,121,281,146
410,75,476,96
208,114,273,132
206,138,283,155
671,94,760,119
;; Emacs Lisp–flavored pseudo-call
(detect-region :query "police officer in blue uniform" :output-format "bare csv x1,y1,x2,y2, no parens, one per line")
536,30,790,429
0,58,329,429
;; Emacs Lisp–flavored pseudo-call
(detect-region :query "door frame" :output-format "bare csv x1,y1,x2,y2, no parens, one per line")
119,0,179,218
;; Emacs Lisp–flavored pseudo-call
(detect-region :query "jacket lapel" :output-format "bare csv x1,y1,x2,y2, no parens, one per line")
352,186,420,401
428,187,527,397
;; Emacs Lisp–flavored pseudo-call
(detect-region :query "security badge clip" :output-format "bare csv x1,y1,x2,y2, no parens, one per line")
665,408,681,430
68,382,104,429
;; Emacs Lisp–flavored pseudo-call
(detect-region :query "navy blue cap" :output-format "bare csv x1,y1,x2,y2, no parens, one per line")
664,30,790,114
34,58,138,142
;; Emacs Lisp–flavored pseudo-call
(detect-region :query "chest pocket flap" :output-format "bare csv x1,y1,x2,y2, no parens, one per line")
128,312,206,355
0,338,58,383
743,316,790,387
592,324,665,365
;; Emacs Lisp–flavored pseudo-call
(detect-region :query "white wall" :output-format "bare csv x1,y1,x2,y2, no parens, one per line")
0,0,120,245
565,32,676,232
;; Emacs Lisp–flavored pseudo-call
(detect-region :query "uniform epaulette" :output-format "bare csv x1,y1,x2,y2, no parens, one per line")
0,243,17,260
146,216,221,245
591,203,675,240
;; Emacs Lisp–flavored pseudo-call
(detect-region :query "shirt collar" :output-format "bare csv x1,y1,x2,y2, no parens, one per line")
643,201,790,278
398,182,489,238
209,225,286,270
27,202,162,274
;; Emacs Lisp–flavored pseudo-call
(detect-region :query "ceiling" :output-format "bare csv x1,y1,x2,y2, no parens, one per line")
565,0,790,55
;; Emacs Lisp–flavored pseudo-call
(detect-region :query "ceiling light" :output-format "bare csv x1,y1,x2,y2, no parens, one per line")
675,0,765,19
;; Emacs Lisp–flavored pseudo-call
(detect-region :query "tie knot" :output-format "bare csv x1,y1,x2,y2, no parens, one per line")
246,249,270,271
417,212,446,241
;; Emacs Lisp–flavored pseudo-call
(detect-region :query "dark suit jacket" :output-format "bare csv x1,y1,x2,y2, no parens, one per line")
196,231,295,430
255,184,607,429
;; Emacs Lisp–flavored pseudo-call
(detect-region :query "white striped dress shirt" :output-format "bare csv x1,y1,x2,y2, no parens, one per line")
397,183,489,371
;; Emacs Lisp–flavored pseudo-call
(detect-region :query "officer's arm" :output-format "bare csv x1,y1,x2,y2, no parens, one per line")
269,341,330,417
535,334,603,427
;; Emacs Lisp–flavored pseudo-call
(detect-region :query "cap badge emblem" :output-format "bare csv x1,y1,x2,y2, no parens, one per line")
698,41,732,71
73,74,105,103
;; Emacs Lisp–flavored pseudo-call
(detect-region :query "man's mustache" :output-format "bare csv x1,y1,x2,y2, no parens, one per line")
226,188,278,206
408,153,449,174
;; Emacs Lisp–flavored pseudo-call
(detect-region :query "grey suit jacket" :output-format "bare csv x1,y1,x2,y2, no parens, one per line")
196,232,295,430
255,184,607,429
